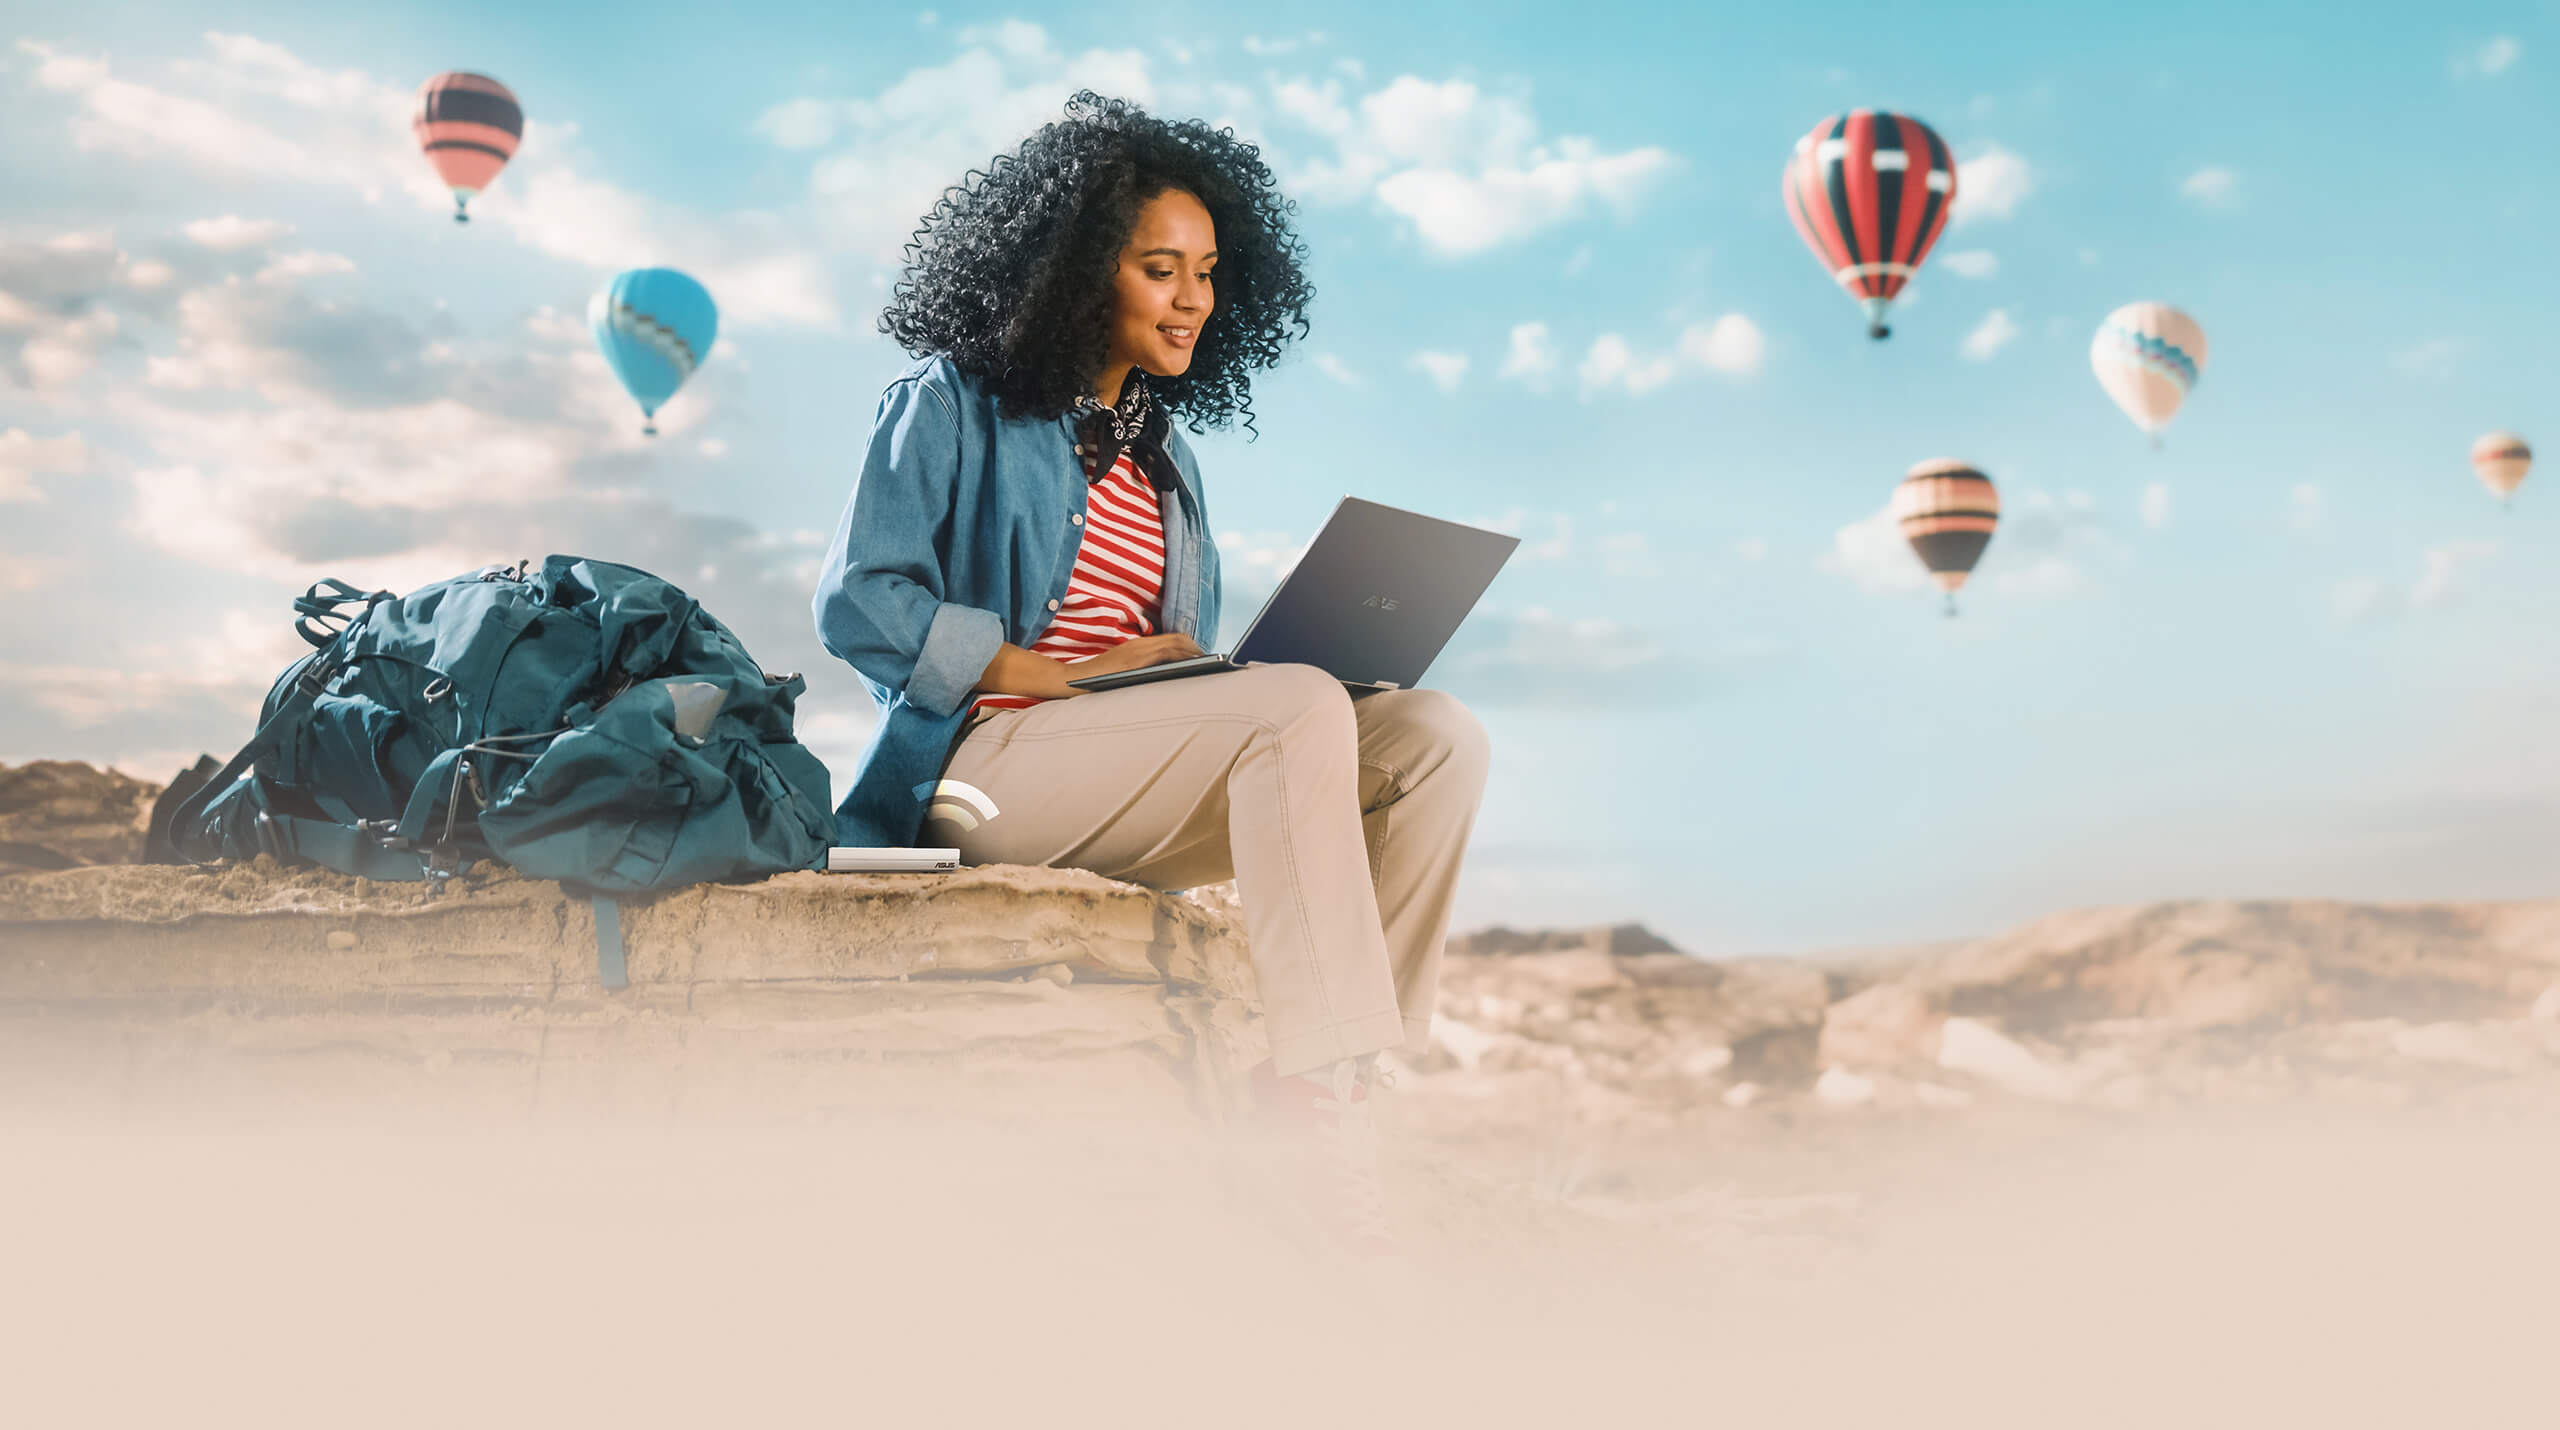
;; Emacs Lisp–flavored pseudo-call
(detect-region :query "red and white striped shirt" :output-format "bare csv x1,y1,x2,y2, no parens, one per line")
968,448,1165,714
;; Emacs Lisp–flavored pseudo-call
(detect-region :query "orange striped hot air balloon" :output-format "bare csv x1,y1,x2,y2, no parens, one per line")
1893,458,1999,616
412,72,522,224
2471,431,2531,509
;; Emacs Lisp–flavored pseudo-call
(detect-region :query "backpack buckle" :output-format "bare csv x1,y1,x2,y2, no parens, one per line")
356,818,414,853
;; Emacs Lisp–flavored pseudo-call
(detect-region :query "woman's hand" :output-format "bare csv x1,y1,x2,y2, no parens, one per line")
1064,633,1205,689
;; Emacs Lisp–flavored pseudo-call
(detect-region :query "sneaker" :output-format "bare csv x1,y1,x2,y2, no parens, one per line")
1246,1056,1398,1258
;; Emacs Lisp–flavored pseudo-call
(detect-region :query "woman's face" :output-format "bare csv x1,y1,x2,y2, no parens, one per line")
1106,187,1217,383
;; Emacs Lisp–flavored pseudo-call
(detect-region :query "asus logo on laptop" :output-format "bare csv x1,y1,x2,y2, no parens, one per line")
1361,595,1400,610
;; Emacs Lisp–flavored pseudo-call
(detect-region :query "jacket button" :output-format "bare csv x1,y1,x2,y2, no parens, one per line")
1072,443,1084,455
1047,599,1061,611
1071,513,1083,525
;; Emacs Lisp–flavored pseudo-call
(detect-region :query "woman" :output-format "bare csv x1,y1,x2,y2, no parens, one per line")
811,92,1491,1253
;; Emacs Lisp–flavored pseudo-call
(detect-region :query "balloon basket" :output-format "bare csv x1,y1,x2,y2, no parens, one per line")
1941,595,1958,619
1868,324,1891,341
453,210,469,225
641,422,659,438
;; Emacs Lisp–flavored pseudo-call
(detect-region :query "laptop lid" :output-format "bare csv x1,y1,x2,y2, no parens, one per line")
1227,497,1520,690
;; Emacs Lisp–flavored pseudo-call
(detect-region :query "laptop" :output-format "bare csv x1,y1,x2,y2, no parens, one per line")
1065,496,1519,694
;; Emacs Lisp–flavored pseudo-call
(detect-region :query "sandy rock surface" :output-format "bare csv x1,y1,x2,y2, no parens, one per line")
0,759,158,874
4,763,2558,1424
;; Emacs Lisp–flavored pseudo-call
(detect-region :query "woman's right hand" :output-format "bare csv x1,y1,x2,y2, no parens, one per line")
1063,633,1205,688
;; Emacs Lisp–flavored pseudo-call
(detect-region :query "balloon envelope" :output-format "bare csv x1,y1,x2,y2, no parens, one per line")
412,72,522,220
589,269,719,430
1894,458,1999,597
2091,302,2207,438
2471,431,2531,501
1782,110,1958,339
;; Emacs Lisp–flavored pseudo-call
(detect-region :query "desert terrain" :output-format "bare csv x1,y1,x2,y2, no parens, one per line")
4,758,2555,1427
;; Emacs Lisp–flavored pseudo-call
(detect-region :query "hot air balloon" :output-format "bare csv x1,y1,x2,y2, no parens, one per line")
1894,459,1999,616
412,73,522,224
2091,302,2207,447
1783,110,1958,340
2471,431,2531,509
589,268,718,437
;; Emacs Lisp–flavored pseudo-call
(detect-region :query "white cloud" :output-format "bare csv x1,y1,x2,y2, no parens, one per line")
1951,145,2032,225
1498,321,1557,389
183,216,296,251
2393,339,2461,382
1434,604,1730,707
1211,527,1315,643
1941,249,1999,279
2180,166,2240,207
1578,333,1682,397
1599,530,1658,579
2413,539,2499,608
253,250,358,284
1987,488,2124,598
2462,37,2521,78
1677,314,1765,377
0,223,835,780
2290,482,2327,533
0,429,93,502
2336,540,2502,624
1823,486,2125,601
1272,75,1676,258
2331,576,2388,625
1575,314,1764,397
19,35,842,331
1469,508,1572,562
1821,503,1930,595
0,231,147,391
1242,33,1325,57
1960,309,2020,361
2140,482,2171,531
1409,349,1468,393
778,23,1155,268
1734,537,1767,563
1311,352,1360,384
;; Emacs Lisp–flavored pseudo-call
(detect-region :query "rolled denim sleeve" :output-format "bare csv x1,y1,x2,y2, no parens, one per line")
811,378,1005,717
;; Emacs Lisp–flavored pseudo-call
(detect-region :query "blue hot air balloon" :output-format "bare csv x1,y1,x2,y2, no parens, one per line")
588,268,717,436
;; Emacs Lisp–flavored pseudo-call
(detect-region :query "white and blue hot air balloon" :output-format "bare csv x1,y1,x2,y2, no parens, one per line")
588,267,717,436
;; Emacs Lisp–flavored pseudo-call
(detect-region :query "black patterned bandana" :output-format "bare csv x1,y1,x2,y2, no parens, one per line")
1071,371,1180,494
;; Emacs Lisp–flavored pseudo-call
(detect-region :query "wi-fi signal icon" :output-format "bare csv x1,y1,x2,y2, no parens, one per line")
912,778,1001,832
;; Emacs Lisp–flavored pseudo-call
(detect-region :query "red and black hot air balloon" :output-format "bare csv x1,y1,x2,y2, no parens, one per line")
1893,459,1999,616
1783,110,1958,340
412,72,523,224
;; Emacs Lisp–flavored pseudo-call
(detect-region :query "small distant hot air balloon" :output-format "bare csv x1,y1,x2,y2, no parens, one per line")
1783,110,1958,340
1894,459,1999,616
2471,431,2531,509
412,73,522,224
589,268,718,437
2091,302,2207,447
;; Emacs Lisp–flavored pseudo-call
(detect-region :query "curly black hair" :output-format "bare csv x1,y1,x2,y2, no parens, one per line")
879,90,1314,436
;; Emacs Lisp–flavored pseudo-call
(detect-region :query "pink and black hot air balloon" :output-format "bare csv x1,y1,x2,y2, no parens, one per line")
412,72,522,224
1783,110,1959,340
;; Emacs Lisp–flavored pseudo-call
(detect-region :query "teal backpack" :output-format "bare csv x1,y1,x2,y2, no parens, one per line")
166,556,836,986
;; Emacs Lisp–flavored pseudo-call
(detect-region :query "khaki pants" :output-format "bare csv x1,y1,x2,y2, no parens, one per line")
927,663,1491,1077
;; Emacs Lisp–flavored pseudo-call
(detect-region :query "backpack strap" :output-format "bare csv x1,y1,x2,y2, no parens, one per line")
167,581,394,866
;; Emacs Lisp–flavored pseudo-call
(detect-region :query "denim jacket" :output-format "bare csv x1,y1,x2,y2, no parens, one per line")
812,354,1223,847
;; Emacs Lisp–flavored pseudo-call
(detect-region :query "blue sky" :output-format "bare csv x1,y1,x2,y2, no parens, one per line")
5,1,2558,954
